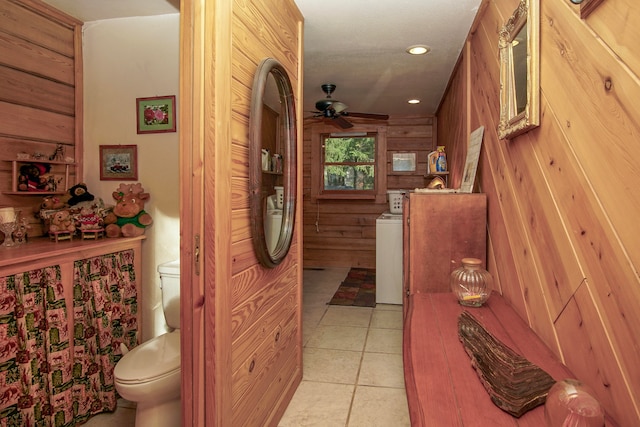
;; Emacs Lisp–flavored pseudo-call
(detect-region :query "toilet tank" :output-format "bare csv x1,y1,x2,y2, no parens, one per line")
158,260,181,329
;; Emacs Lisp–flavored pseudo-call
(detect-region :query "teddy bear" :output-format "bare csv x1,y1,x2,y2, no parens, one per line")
38,196,67,212
103,183,153,238
76,207,102,231
67,183,95,206
18,163,50,192
49,210,75,234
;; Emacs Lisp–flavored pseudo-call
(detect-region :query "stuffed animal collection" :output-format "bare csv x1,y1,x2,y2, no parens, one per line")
31,182,152,240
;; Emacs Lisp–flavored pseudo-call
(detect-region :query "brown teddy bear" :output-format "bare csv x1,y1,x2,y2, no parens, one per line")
49,210,75,234
103,183,153,238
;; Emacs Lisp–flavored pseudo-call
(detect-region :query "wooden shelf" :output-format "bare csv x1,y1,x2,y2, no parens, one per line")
2,159,76,195
3,191,66,196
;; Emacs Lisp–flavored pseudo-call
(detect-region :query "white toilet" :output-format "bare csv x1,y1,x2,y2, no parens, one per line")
114,260,181,427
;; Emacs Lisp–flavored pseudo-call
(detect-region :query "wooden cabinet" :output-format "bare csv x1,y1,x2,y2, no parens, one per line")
402,192,487,307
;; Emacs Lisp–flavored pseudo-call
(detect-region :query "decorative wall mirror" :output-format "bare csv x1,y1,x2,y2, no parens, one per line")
249,58,297,268
498,0,539,140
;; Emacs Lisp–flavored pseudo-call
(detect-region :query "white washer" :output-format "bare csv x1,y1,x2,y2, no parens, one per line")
376,212,403,304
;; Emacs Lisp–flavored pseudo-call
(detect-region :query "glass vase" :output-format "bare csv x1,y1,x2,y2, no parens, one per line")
544,379,605,427
450,257,492,307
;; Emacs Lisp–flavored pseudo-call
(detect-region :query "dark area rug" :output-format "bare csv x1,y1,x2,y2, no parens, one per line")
328,267,376,307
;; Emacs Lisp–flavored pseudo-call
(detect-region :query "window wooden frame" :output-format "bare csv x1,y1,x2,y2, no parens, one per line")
310,125,387,202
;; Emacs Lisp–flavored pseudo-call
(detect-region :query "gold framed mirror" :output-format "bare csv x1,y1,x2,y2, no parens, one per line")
249,58,297,268
498,0,539,140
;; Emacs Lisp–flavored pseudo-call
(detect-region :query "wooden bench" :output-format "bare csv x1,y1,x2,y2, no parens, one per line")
403,292,617,426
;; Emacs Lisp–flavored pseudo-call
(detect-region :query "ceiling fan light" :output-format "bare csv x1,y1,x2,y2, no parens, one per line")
406,45,430,55
408,99,421,104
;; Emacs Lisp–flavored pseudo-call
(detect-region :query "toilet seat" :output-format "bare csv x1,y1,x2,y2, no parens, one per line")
115,331,180,385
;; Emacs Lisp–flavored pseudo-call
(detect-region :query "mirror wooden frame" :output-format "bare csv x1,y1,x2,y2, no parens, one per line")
498,0,539,140
249,58,297,268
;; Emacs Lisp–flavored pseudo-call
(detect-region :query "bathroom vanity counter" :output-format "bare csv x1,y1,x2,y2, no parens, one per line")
0,235,145,274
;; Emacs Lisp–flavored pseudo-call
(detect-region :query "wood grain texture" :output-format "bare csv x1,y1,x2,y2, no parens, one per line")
180,0,304,425
404,293,618,426
437,0,640,424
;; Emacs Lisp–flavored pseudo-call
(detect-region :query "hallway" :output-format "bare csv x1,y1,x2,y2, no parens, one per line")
278,267,410,426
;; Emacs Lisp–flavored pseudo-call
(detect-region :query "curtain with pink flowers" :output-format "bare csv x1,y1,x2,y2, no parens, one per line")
0,249,138,427
0,266,74,427
72,249,138,424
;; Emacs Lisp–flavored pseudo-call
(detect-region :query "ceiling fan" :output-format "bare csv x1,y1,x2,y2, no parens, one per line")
312,83,389,129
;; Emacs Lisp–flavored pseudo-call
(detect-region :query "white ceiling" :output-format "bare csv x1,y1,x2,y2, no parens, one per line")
42,0,482,117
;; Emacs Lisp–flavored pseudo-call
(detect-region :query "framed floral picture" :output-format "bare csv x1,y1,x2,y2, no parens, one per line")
136,95,176,134
100,145,138,180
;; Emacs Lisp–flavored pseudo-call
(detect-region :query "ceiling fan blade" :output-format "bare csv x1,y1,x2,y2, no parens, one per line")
332,115,354,129
344,112,389,120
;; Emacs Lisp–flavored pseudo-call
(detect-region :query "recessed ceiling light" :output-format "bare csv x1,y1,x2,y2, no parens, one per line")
406,45,430,55
408,99,421,104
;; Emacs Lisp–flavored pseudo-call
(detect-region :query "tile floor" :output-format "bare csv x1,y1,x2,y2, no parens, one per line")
83,267,409,427
278,267,409,427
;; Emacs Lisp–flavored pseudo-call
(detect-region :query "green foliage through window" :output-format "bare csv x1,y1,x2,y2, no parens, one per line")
323,135,376,191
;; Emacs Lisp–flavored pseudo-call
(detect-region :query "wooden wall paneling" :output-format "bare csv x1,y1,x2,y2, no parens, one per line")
437,60,466,190
555,287,637,427
542,0,640,272
1,0,77,54
223,1,305,426
586,0,640,79
0,31,74,85
231,291,297,413
0,67,75,115
434,0,640,423
0,102,75,143
466,4,528,314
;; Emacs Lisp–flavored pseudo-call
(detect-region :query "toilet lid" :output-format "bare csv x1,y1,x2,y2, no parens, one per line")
115,331,180,384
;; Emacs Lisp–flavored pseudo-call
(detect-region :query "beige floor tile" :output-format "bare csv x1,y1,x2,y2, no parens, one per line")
303,291,333,308
303,347,363,384
278,381,355,427
364,328,403,354
82,404,136,427
370,308,403,330
320,305,373,328
307,325,369,351
357,352,405,388
347,385,410,427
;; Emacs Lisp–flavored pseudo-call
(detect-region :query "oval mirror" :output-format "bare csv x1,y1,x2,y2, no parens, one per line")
249,58,297,268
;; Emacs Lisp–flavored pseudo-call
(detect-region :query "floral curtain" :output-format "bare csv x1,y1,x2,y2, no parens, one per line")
0,266,73,427
72,249,138,424
0,249,138,427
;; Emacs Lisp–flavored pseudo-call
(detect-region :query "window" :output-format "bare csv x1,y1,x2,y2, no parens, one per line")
322,134,376,193
310,126,387,202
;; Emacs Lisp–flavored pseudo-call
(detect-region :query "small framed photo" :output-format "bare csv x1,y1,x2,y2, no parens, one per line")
392,152,416,172
100,145,138,181
136,95,176,134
